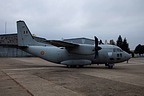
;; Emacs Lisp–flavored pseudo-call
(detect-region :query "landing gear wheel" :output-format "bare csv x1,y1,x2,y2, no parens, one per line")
108,64,114,69
67,65,77,68
78,65,84,68
105,63,109,66
66,65,84,68
66,65,70,68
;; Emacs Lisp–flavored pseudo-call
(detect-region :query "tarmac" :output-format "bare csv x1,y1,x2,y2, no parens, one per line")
0,57,144,96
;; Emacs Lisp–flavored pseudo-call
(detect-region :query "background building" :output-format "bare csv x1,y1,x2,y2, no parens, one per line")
64,37,95,45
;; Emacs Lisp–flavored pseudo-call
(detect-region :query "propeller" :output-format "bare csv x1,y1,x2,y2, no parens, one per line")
94,36,101,59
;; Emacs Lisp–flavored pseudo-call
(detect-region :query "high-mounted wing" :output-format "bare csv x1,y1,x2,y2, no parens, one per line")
45,40,79,48
45,40,96,55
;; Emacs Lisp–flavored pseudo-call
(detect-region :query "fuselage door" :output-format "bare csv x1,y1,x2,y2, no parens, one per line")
108,50,115,63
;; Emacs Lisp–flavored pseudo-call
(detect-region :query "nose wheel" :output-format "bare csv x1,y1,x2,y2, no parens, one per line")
105,63,114,69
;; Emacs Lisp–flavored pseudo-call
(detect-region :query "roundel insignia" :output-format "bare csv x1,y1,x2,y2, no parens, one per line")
40,51,45,55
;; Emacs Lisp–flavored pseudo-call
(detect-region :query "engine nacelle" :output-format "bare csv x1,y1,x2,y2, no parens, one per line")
69,44,95,55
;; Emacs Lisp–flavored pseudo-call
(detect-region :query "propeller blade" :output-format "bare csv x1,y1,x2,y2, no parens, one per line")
94,36,98,47
94,36,98,59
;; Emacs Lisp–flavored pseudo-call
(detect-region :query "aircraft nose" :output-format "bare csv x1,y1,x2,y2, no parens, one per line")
125,52,131,60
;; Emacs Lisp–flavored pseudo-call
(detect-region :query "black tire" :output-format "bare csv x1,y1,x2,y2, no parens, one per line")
105,63,109,66
108,64,114,69
79,65,84,68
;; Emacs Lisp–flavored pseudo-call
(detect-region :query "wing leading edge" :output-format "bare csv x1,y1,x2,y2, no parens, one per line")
45,40,79,48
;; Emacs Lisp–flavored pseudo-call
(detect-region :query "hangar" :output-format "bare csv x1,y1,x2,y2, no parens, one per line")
63,37,95,45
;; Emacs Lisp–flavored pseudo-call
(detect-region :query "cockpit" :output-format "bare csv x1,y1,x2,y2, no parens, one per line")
113,48,123,52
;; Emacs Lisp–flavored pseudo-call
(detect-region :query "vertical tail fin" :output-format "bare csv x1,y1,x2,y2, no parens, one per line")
17,20,39,46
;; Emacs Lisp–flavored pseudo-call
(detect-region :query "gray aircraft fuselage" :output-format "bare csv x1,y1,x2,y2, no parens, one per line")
24,44,130,65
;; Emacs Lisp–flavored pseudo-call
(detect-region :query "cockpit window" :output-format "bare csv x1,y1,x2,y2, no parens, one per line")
113,48,116,52
113,48,123,52
117,48,123,52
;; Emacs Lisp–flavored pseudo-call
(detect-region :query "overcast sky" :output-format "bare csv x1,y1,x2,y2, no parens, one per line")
0,0,144,49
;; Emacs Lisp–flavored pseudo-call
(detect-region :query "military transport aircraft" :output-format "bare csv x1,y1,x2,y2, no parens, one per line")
17,20,131,69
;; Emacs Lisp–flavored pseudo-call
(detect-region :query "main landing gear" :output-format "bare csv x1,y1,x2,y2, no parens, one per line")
66,65,84,68
66,64,114,69
105,63,114,69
